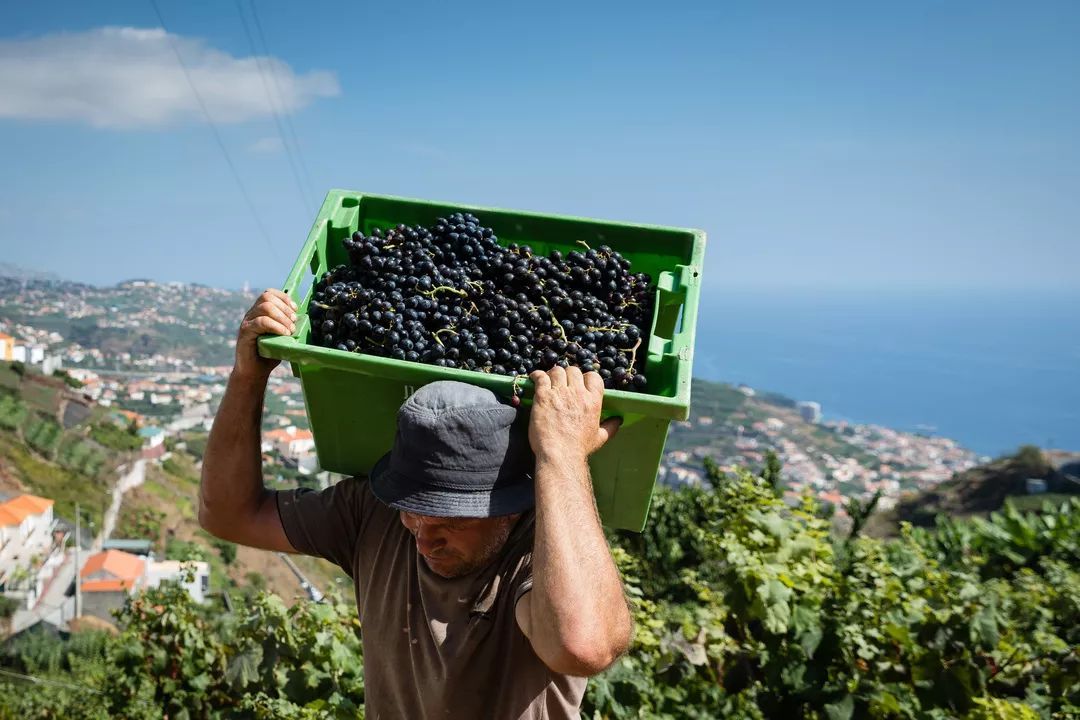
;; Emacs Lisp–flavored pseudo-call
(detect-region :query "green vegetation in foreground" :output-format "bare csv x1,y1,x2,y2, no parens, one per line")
1,463,1076,718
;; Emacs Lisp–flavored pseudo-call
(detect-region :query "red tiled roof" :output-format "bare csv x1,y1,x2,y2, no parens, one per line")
81,549,145,581
0,494,54,527
81,578,136,593
265,428,313,442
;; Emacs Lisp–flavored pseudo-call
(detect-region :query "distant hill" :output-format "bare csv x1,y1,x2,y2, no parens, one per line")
0,263,64,283
866,445,1080,535
0,275,251,367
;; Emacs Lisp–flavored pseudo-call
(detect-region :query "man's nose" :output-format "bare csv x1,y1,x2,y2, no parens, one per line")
414,525,445,553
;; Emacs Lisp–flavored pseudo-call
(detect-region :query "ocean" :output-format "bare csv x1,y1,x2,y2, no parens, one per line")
691,288,1080,458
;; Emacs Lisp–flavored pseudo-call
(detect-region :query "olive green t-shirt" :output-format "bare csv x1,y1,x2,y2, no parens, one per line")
277,477,587,719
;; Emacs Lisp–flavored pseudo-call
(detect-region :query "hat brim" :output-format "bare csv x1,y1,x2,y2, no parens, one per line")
368,453,535,518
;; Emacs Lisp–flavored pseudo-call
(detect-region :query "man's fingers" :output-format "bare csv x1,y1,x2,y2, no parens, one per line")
595,417,623,449
262,288,297,311
261,294,298,321
583,370,605,394
565,365,586,391
529,370,551,393
547,365,568,387
255,302,296,332
250,316,293,337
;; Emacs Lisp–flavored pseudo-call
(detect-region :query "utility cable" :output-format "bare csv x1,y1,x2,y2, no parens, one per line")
148,0,281,262
248,0,319,208
233,0,313,216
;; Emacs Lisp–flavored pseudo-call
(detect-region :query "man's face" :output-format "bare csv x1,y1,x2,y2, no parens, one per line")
399,511,521,578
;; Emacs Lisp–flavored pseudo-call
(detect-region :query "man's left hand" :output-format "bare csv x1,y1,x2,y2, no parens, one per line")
527,366,621,460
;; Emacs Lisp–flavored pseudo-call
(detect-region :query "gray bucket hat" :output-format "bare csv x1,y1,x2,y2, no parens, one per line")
369,381,535,518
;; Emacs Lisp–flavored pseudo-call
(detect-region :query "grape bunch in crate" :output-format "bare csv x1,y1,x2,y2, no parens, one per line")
306,212,656,392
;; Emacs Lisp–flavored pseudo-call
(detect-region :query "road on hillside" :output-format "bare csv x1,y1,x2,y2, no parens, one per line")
96,459,146,551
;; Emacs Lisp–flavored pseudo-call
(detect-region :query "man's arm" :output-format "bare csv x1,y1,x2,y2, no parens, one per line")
199,289,297,552
515,366,633,677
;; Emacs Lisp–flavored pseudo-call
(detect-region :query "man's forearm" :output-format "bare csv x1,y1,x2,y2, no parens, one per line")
199,371,270,537
529,449,631,672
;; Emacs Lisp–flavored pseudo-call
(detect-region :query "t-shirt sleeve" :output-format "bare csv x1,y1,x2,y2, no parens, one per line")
276,476,375,575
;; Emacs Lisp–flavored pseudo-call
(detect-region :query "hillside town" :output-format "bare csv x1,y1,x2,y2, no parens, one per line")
659,384,982,515
2,278,992,512
0,275,1012,634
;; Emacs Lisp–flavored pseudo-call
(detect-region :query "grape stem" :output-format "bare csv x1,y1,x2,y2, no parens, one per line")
626,337,642,372
432,327,458,347
418,285,468,298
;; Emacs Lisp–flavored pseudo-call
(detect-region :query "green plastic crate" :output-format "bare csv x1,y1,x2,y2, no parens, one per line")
259,190,705,531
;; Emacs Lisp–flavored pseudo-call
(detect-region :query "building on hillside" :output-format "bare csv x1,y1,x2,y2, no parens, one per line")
79,549,145,623
263,426,315,459
40,354,62,375
0,333,13,361
144,560,210,603
109,409,145,428
1025,478,1048,495
0,494,61,610
797,401,823,424
139,426,166,460
167,403,211,432
295,452,320,475
101,539,154,557
139,426,165,447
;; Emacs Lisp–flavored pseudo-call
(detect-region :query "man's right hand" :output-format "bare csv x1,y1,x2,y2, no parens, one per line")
201,287,300,554
235,289,297,381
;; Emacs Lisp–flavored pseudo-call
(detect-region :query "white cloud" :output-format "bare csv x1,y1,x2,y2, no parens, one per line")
248,136,284,153
0,26,339,128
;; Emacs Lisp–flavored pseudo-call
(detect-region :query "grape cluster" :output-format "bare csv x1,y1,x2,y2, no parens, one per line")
307,213,655,393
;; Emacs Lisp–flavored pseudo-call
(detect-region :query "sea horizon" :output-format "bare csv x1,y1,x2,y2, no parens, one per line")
692,286,1080,458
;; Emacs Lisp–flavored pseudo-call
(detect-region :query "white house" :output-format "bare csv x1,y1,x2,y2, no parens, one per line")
144,560,210,603
139,426,165,448
0,494,55,557
0,494,59,609
264,426,315,459
40,354,62,375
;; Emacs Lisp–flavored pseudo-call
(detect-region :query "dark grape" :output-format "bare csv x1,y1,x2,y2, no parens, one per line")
305,213,655,392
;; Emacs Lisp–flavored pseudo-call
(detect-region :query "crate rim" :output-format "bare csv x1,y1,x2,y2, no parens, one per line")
323,187,709,239
259,189,705,422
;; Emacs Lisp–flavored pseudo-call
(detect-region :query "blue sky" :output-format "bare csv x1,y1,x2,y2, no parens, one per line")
1,1,1077,293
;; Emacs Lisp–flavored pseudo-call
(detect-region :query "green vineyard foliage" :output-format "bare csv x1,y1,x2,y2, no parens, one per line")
0,464,1076,718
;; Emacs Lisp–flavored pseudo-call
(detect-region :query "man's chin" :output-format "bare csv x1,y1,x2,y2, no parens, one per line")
422,555,464,578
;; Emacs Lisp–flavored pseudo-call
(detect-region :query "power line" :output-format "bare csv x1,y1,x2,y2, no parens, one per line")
0,666,106,695
248,0,319,209
233,0,313,216
148,0,280,262
0,666,156,708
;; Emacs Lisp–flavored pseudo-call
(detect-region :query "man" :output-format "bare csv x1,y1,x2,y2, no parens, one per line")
199,289,633,719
